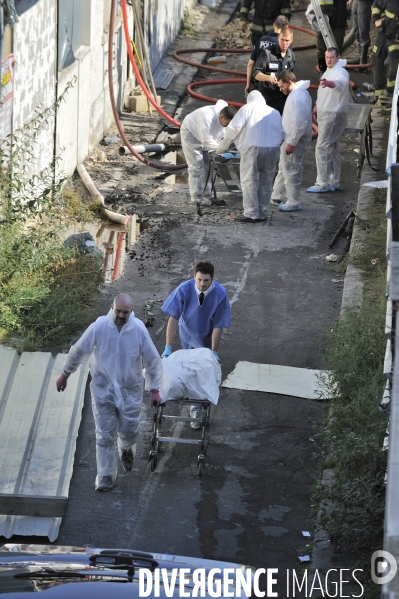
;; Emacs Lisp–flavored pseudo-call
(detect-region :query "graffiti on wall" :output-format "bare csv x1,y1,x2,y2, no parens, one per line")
0,54,15,140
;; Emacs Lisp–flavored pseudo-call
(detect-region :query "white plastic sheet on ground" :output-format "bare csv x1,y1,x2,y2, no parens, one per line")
221,361,334,400
160,348,221,404
361,180,388,188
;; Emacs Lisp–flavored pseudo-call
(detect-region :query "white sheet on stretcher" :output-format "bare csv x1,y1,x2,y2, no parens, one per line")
160,348,221,405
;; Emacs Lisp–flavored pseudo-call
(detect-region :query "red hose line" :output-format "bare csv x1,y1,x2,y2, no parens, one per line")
173,48,248,77
112,0,361,168
173,46,368,75
171,25,317,76
108,0,187,171
343,62,371,69
186,79,319,137
112,230,126,281
188,78,248,107
121,0,181,128
188,78,322,101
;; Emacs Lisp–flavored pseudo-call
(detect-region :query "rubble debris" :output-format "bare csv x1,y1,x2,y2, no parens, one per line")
103,135,120,145
328,210,356,248
326,254,339,262
214,18,252,49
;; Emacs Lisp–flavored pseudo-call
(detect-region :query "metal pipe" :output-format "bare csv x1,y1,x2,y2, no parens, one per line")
119,143,166,155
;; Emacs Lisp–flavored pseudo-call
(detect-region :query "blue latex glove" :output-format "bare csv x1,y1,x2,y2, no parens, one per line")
213,351,220,362
222,152,234,160
161,345,172,358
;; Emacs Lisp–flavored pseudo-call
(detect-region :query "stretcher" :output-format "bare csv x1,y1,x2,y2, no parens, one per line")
208,152,241,201
148,348,220,476
149,398,211,476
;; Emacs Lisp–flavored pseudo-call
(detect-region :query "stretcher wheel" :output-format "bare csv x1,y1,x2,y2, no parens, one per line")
198,454,205,476
200,438,209,455
150,451,157,472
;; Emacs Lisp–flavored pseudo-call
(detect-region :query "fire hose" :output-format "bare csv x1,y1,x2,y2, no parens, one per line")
110,0,186,170
114,0,369,170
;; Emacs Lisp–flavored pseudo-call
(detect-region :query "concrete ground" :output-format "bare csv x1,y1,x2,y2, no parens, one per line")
1,0,388,592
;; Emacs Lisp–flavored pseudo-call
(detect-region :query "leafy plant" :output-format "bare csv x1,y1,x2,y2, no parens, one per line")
179,9,196,36
61,184,105,223
0,81,103,349
312,187,389,595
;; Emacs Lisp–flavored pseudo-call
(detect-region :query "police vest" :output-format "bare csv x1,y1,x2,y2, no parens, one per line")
253,47,295,96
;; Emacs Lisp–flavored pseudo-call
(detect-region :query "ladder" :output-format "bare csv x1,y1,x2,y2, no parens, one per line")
310,0,357,102
310,0,338,50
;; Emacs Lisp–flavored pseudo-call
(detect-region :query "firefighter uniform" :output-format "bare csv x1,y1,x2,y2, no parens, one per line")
372,0,399,97
240,0,291,46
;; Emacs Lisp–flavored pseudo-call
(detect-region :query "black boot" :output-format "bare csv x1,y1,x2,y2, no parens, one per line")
359,44,370,67
348,43,361,65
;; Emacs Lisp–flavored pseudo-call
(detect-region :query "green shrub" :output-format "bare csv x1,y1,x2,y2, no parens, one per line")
318,298,388,552
0,83,103,349
179,9,196,36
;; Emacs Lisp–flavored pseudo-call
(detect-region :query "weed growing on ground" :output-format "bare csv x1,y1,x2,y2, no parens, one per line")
179,9,196,36
0,221,103,349
335,189,387,276
318,298,387,544
313,187,388,594
0,85,103,350
61,184,105,223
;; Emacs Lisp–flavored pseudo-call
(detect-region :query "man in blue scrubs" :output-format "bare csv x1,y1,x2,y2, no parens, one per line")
160,261,231,428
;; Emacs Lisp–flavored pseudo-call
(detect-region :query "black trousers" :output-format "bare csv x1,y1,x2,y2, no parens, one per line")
261,92,287,115
372,31,387,93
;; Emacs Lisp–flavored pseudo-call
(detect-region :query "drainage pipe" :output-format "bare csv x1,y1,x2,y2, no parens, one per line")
76,163,130,225
119,143,166,155
110,0,187,170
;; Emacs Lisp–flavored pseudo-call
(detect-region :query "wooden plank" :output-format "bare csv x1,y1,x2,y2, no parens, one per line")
0,494,67,517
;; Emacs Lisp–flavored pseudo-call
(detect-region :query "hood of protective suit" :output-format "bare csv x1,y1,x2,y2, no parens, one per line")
107,308,136,331
215,99,228,112
329,58,347,68
295,80,311,90
247,90,265,104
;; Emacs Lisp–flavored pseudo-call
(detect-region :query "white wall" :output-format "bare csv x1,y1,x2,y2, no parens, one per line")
9,0,185,178
12,0,57,175
148,0,185,69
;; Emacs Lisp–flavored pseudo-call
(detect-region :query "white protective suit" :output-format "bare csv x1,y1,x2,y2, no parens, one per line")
315,59,350,188
217,91,285,220
271,80,313,207
63,309,162,487
180,100,228,204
